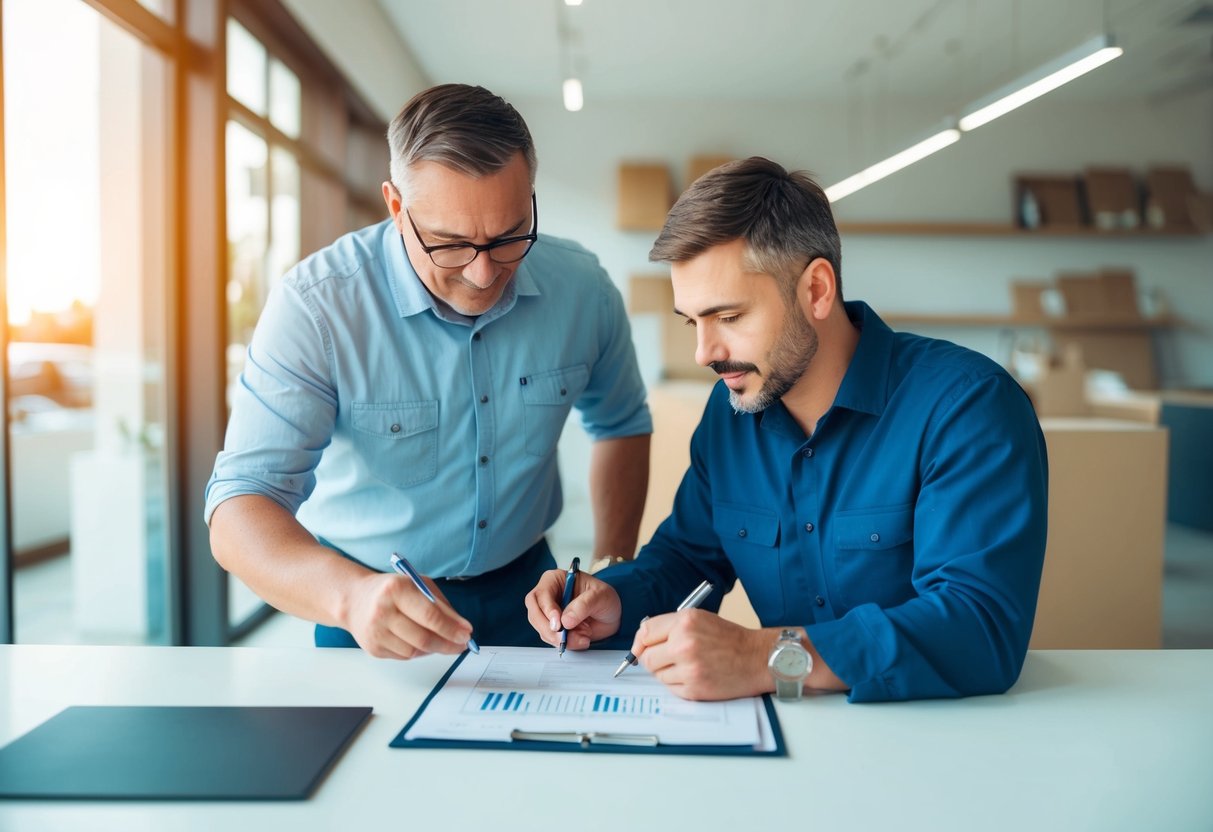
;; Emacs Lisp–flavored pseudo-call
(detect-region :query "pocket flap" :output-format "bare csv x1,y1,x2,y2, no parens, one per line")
712,503,780,547
351,400,438,439
520,364,589,406
835,506,914,550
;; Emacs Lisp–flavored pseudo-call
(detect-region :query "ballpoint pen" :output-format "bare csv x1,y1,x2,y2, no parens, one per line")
613,579,714,678
389,553,480,654
557,557,581,656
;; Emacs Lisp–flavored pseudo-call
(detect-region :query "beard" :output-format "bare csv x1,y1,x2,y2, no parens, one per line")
716,305,818,414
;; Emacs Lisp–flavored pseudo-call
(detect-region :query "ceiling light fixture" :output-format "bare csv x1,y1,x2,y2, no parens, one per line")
564,0,583,5
562,78,583,112
824,127,961,203
958,34,1122,131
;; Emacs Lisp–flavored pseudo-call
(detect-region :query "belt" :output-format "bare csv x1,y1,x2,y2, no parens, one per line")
435,538,548,583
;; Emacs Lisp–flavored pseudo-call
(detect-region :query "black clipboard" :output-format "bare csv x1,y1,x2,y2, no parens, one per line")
389,651,786,757
0,705,372,800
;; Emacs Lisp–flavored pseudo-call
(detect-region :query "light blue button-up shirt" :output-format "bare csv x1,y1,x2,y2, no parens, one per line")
205,220,651,576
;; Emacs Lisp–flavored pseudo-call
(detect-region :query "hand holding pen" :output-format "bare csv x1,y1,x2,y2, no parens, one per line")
389,553,479,654
614,580,714,677
558,557,580,656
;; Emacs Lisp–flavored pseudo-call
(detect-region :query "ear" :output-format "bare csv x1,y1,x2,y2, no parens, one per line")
796,257,838,322
382,181,405,231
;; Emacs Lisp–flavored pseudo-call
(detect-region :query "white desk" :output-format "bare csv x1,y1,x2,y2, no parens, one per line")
1,646,1210,831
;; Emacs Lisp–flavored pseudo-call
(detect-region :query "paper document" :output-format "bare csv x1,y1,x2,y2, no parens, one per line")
405,646,773,749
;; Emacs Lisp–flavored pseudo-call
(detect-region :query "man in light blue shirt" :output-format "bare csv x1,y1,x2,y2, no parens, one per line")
206,84,651,658
527,157,1047,702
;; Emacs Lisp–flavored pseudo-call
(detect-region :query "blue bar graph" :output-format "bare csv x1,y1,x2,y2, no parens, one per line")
473,690,661,716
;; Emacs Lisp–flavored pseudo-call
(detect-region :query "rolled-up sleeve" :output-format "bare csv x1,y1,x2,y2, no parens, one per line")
573,272,652,441
203,279,338,524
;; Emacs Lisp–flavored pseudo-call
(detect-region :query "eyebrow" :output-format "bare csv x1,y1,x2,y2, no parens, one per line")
422,214,528,244
672,303,744,319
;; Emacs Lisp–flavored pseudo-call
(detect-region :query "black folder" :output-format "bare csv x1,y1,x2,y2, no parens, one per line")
0,705,372,800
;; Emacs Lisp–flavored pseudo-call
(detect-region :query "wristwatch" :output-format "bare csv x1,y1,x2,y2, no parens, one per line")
768,629,812,701
589,555,629,574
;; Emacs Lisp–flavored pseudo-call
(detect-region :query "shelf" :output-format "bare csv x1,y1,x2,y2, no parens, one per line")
837,222,1206,238
879,313,1180,330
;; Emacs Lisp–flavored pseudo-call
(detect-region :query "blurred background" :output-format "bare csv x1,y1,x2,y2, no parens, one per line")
2,0,1210,650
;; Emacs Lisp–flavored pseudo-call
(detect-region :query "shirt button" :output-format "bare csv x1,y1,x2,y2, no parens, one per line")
738,529,747,538
802,448,814,458
870,533,880,542
472,332,481,341
480,394,489,404
478,520,487,529
815,595,825,607
804,522,814,533
390,424,401,433
479,455,488,465
560,388,567,396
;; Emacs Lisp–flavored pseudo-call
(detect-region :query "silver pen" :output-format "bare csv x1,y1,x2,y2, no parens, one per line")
613,580,714,678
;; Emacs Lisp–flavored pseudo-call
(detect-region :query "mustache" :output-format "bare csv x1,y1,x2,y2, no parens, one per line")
709,361,760,376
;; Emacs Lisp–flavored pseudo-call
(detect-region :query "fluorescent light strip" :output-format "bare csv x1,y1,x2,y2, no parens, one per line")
562,78,584,112
824,128,960,202
959,35,1122,132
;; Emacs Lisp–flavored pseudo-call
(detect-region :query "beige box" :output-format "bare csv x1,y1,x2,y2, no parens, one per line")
617,163,672,231
1032,418,1168,649
628,274,716,382
685,155,734,189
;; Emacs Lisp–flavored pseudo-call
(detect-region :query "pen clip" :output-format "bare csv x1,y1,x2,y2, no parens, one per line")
509,729,659,747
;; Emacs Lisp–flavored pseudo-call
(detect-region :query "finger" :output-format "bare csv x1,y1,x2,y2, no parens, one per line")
523,572,569,645
559,578,621,632
394,586,474,652
523,587,563,647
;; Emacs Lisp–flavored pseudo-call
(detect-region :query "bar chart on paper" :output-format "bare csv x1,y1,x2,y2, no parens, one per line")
476,690,662,715
404,647,765,747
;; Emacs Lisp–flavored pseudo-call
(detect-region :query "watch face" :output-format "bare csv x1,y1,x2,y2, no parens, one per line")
771,646,810,680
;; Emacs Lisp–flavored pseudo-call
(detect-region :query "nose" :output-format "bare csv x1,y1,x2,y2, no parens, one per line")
461,250,500,289
694,322,725,367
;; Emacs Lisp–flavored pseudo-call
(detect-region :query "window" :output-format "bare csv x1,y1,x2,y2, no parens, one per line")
3,0,173,644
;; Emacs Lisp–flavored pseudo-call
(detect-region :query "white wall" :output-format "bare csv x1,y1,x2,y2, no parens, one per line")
517,91,1213,558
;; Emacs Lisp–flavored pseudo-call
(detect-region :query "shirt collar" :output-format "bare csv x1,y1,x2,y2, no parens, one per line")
831,300,894,416
381,222,543,324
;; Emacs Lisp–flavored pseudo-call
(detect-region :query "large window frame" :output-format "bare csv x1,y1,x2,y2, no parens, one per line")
0,0,385,646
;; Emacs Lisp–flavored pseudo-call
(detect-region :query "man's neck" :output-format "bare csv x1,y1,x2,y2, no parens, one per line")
780,309,860,437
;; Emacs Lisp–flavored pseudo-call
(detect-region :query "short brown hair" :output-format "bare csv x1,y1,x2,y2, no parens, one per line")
387,84,536,197
650,156,842,298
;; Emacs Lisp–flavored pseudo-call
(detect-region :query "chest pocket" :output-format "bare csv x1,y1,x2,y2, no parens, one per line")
830,505,915,609
350,400,439,487
711,502,785,620
521,364,589,457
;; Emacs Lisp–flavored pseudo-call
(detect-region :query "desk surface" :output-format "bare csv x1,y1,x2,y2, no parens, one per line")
1,646,1210,831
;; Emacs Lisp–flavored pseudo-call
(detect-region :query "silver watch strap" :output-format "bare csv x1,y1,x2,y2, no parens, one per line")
775,677,802,700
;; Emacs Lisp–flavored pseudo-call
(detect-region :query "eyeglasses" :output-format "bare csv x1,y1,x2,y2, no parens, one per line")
406,192,538,269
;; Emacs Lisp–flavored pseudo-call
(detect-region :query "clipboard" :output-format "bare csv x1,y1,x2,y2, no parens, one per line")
390,651,786,757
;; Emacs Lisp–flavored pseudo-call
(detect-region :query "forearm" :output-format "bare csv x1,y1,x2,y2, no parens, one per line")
589,434,650,559
208,494,372,629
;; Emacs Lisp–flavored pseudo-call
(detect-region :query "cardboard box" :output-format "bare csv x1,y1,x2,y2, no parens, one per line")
1144,166,1197,230
1084,167,1140,230
1028,344,1090,417
1032,418,1167,649
628,274,716,382
1015,174,1085,229
617,163,672,231
685,155,734,189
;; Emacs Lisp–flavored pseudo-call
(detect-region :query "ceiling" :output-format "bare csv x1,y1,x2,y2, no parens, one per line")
375,0,1212,107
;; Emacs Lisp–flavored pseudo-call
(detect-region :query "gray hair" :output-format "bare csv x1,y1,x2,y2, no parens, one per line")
387,84,537,199
649,157,842,300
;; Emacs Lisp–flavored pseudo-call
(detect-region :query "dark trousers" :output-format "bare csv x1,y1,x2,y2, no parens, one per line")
314,538,555,649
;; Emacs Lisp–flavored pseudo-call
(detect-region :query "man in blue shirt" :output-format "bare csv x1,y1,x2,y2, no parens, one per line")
526,157,1047,702
206,84,651,658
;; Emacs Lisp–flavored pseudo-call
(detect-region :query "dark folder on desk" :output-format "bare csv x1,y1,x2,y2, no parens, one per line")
390,652,786,757
0,705,372,800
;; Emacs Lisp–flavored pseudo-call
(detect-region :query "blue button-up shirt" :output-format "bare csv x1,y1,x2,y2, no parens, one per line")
600,302,1048,702
205,220,651,576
